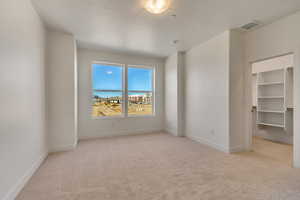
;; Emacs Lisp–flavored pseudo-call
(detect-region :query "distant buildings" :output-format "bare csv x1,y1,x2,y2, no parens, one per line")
93,94,151,104
93,96,121,104
128,94,151,104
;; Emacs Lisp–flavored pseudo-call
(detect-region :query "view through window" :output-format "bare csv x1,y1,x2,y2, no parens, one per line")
128,67,153,116
92,64,123,117
92,63,154,117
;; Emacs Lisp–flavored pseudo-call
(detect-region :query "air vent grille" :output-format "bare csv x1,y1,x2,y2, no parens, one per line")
241,21,260,30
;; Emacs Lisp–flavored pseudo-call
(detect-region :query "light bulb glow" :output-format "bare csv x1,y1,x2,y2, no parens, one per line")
144,0,171,14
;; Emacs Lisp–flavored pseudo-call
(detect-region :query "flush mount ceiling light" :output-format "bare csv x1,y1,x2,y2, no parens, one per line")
144,0,171,14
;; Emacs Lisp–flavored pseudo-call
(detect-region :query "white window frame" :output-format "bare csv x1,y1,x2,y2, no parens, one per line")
91,61,155,119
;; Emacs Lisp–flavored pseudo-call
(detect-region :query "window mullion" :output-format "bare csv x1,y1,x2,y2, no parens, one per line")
128,90,152,93
93,89,123,93
124,66,128,117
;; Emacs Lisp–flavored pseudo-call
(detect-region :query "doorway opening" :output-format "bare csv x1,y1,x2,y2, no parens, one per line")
250,54,294,166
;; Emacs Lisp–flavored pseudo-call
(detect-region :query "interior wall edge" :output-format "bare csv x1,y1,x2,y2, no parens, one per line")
293,47,300,168
228,29,247,152
46,30,78,151
177,52,185,137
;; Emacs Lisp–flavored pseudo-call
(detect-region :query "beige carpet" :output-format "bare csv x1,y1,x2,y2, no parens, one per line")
252,136,293,166
17,133,300,200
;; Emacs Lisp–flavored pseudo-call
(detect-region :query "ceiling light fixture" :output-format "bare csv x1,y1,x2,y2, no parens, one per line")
144,0,171,14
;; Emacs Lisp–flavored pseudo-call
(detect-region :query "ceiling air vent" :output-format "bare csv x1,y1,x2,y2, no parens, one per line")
240,21,261,31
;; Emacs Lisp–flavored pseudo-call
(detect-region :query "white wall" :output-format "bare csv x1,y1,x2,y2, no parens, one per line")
229,30,245,152
46,31,78,152
164,52,184,136
184,30,245,153
78,48,164,139
252,54,294,73
178,53,185,137
165,53,178,135
184,31,231,152
0,0,48,199
244,11,300,167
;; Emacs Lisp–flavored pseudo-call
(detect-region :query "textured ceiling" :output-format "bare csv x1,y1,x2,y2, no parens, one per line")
32,0,300,58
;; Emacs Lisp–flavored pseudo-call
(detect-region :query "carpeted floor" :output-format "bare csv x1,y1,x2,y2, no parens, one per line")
252,136,293,166
17,133,300,200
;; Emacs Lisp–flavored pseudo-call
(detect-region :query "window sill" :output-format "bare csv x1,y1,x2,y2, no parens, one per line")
127,115,156,118
91,115,156,120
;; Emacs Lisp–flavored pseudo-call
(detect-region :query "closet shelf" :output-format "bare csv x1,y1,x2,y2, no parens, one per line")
258,82,284,86
257,110,284,113
257,122,284,128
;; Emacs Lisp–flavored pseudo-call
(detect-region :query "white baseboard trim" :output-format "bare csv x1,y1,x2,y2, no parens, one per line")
293,160,300,169
49,143,77,153
164,128,177,137
186,134,230,153
254,134,293,145
294,164,300,169
79,128,163,141
3,153,48,200
229,145,246,153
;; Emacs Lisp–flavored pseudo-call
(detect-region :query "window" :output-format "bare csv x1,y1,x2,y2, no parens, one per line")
92,62,154,118
128,67,153,116
92,63,124,117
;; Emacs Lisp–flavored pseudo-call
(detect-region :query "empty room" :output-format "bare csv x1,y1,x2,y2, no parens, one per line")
1,0,300,200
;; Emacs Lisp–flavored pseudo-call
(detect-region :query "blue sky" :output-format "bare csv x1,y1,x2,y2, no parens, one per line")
93,64,152,97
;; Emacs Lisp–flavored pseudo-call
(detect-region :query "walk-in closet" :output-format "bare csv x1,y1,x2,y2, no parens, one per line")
252,54,294,165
